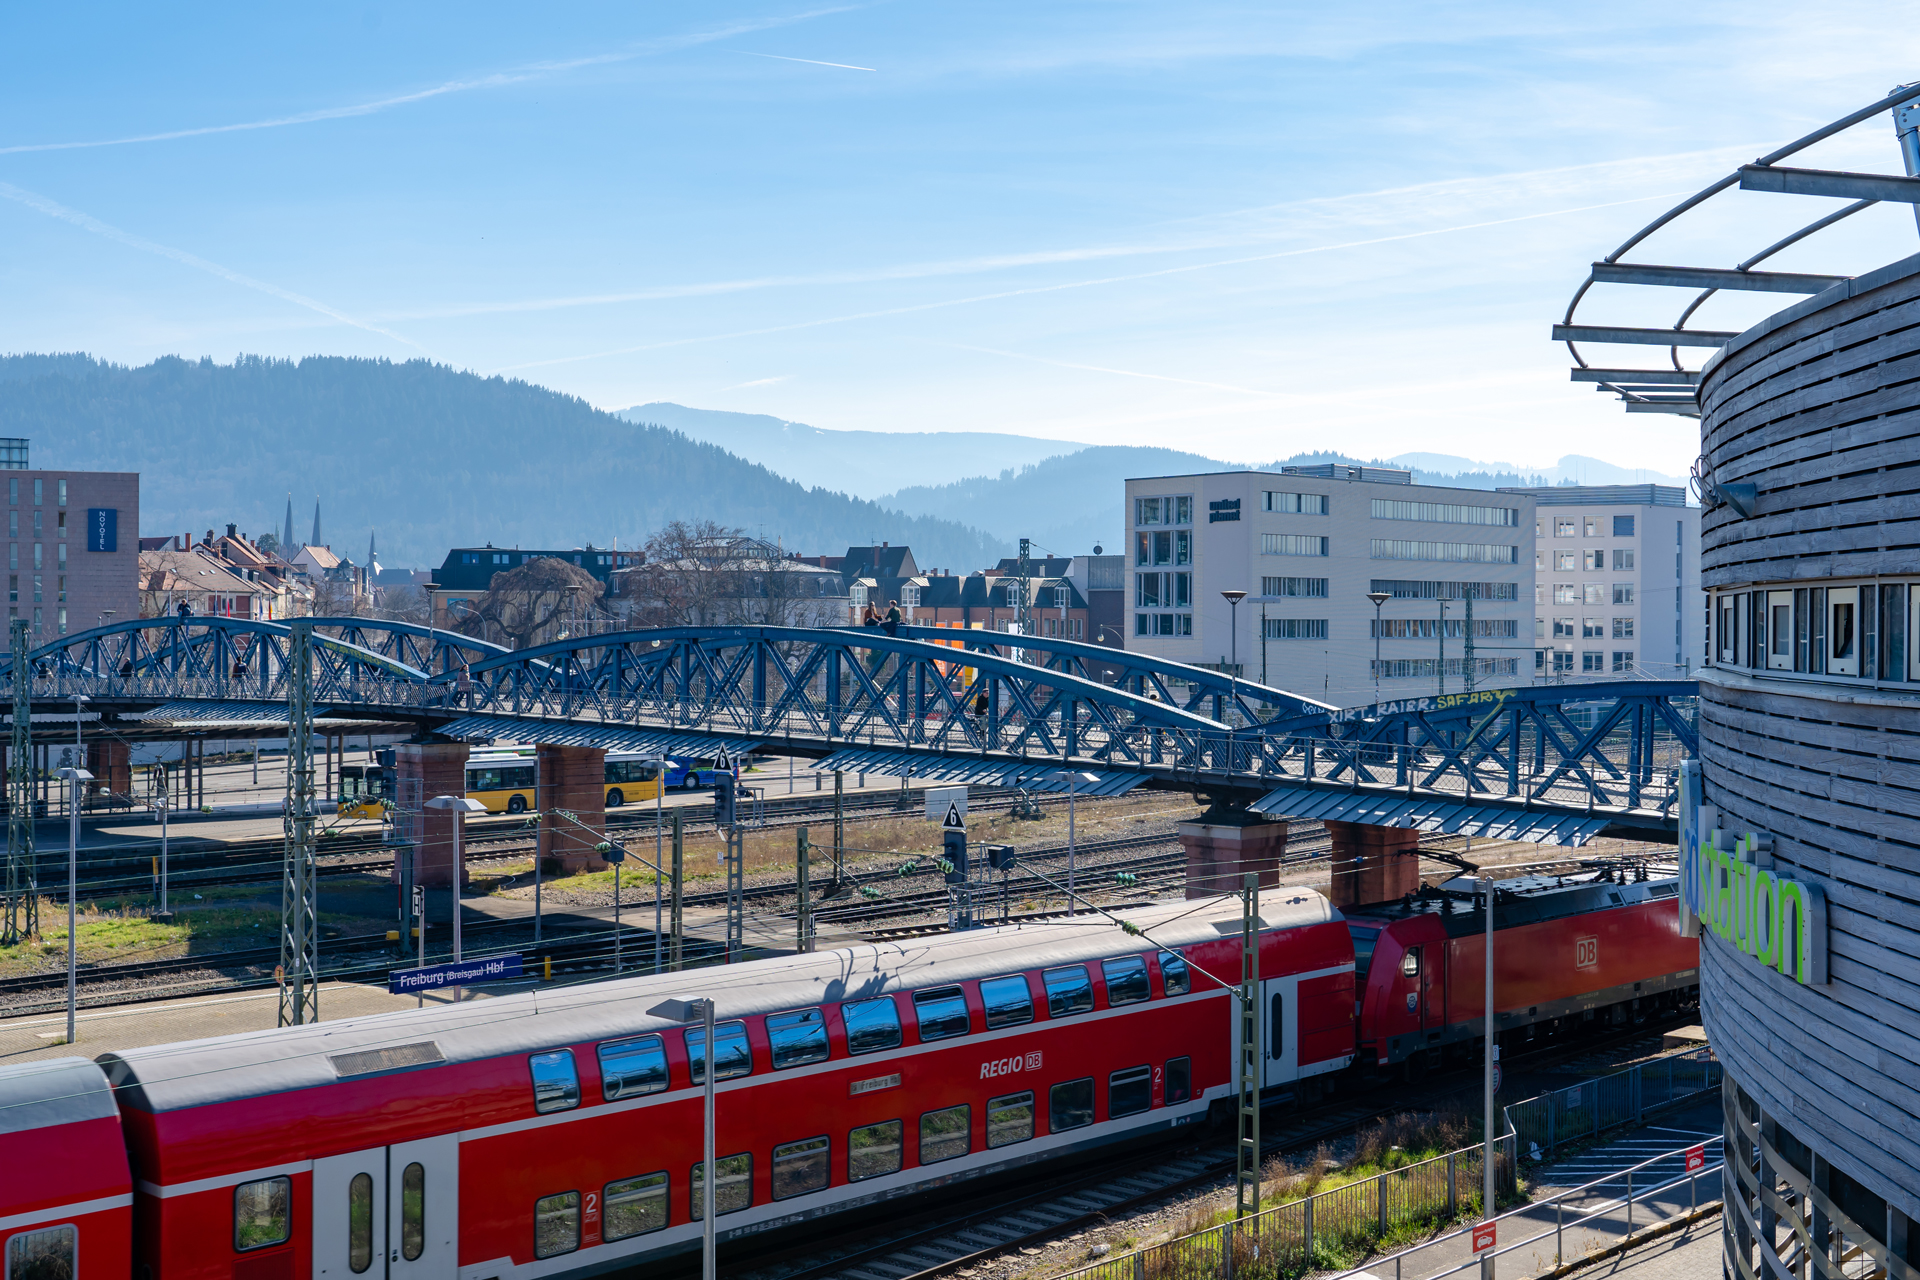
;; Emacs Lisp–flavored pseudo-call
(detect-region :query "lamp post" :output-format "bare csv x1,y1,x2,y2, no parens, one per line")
1438,598,1450,697
650,996,718,1280
151,779,171,924
1366,591,1391,704
1043,770,1100,915
1483,872,1498,1262
1221,590,1247,676
424,795,485,1001
642,753,668,974
55,766,93,1046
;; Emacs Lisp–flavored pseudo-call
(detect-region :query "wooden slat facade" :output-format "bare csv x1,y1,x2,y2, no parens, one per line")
1698,257,1920,1226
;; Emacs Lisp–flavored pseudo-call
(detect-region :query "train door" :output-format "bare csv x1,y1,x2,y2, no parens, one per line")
312,1136,458,1280
1403,946,1431,1037
1260,975,1299,1089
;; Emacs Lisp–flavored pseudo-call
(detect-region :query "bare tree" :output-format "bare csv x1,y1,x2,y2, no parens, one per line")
376,583,431,626
623,520,745,628
310,573,367,618
458,555,603,649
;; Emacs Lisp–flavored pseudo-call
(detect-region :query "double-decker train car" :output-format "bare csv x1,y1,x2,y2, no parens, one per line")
1347,867,1698,1072
94,889,1354,1280
0,1058,132,1280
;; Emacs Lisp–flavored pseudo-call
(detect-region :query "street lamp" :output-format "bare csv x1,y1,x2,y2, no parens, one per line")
97,610,115,630
150,775,172,924
649,996,718,1280
1366,591,1391,704
1043,770,1100,915
641,753,669,974
1482,873,1499,1246
55,766,93,1046
1220,590,1247,676
424,795,485,1001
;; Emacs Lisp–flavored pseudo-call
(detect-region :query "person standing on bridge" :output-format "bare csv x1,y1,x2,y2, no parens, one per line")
883,600,901,638
455,662,473,708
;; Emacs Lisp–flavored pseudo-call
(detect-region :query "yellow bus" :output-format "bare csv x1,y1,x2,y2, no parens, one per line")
462,748,664,813
467,751,538,814
603,752,664,807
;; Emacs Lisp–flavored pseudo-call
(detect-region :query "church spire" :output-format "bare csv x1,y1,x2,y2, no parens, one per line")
312,499,321,548
283,494,293,552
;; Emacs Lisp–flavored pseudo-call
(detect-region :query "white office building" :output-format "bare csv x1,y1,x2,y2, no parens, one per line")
1124,465,1537,707
1499,484,1702,679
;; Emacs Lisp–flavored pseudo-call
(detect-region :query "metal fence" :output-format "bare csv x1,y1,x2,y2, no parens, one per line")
1050,1134,1517,1280
1506,1045,1720,1163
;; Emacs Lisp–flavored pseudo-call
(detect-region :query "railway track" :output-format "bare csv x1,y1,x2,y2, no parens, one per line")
731,1015,1704,1280
52,784,1105,895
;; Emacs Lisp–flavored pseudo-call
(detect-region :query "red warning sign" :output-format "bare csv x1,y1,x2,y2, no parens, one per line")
1685,1145,1706,1172
1472,1222,1497,1254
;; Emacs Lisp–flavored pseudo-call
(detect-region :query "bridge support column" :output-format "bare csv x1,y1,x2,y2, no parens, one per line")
1323,820,1422,908
1178,808,1288,900
396,742,470,888
90,740,130,804
538,744,609,874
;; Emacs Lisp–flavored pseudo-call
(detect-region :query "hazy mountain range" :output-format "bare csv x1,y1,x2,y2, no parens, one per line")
618,402,1688,559
0,354,1687,574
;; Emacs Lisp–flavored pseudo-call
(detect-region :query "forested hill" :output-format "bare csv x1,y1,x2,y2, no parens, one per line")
0,354,1007,569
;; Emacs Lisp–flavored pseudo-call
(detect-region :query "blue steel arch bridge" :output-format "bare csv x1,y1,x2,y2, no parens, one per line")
5,616,1698,843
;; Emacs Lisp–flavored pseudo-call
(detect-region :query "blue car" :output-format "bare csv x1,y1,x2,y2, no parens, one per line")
663,758,737,790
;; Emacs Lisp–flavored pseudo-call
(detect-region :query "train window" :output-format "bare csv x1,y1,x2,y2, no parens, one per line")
1102,956,1150,1006
533,1192,580,1259
1049,1078,1095,1131
912,987,971,1041
987,1091,1034,1148
1043,966,1094,1018
686,1021,753,1084
768,1009,830,1069
1166,1056,1192,1104
603,1174,668,1240
841,998,903,1055
598,1035,668,1100
690,1154,753,1218
1158,952,1191,996
234,1176,291,1251
529,1050,581,1113
772,1136,831,1200
848,1120,904,1181
1270,994,1284,1059
7,1227,75,1280
400,1163,424,1261
347,1172,374,1273
1349,928,1380,982
1110,1066,1152,1117
980,975,1034,1028
919,1105,971,1164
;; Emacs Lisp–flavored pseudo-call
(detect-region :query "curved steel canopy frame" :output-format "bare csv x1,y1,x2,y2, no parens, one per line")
1555,82,1920,422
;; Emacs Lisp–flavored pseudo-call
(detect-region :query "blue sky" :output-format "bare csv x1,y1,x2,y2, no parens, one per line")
3,2,1918,476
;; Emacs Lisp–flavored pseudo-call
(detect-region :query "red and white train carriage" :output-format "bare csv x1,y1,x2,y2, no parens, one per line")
0,1057,132,1280
92,888,1353,1280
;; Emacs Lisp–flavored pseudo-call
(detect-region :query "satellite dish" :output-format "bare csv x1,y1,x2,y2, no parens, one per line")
1092,544,1103,555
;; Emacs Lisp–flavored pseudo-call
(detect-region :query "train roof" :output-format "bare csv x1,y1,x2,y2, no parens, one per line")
98,887,1338,1116
1342,866,1680,939
0,1056,118,1136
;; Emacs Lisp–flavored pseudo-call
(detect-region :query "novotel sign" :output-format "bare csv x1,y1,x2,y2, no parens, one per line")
1682,823,1827,986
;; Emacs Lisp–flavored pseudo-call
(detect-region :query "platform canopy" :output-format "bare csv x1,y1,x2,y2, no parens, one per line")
433,714,761,760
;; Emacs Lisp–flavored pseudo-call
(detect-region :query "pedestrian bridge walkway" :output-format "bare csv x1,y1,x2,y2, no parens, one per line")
6,617,1696,840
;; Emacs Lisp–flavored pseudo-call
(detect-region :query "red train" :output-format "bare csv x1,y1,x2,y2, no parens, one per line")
6,868,1694,1280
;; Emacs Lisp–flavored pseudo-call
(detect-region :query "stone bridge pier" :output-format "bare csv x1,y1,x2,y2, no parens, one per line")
538,744,609,874
395,741,469,889
1322,820,1422,908
1178,807,1289,899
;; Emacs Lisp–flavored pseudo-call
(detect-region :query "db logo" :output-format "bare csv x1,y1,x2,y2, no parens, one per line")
1472,1222,1496,1254
980,1050,1042,1080
1575,936,1598,970
1685,1145,1706,1172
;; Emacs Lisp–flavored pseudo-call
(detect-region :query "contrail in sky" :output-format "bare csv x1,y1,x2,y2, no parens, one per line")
742,52,876,71
0,7,862,156
0,181,428,353
496,189,1692,374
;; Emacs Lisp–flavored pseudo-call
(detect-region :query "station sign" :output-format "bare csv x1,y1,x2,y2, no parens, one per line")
1683,820,1828,985
389,953,522,994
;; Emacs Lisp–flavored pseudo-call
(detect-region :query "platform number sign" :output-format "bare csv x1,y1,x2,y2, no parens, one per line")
1575,935,1598,970
1685,1145,1706,1172
1472,1222,1496,1254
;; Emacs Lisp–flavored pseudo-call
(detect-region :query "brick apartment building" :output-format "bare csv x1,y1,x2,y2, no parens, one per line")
0,440,139,640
